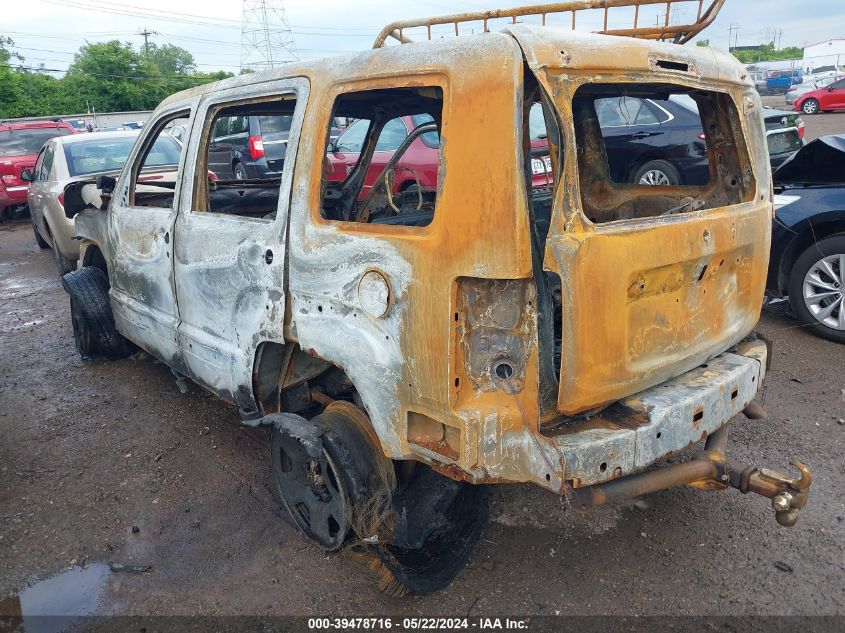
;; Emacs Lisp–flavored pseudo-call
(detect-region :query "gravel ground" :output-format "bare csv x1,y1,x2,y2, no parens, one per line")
0,221,843,618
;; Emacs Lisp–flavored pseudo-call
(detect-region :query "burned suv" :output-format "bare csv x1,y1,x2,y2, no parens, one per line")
61,1,811,595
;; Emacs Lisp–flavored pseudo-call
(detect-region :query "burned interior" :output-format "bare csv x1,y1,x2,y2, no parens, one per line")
60,0,814,599
572,83,755,223
125,112,188,209
320,86,443,227
193,97,297,218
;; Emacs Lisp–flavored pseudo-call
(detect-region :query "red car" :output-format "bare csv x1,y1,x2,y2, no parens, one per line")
325,110,552,199
0,120,76,221
793,76,845,115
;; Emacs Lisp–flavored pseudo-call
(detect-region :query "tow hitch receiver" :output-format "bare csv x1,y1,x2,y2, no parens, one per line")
569,427,812,527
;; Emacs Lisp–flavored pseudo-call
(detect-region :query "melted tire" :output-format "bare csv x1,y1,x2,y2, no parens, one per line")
270,403,396,550
372,469,489,596
61,267,134,360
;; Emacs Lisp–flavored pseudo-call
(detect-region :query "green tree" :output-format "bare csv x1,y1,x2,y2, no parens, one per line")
0,37,32,117
63,41,148,112
0,37,235,119
147,43,196,75
696,39,710,47
731,42,804,64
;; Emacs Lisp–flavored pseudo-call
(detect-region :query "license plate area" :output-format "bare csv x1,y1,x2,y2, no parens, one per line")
550,343,767,487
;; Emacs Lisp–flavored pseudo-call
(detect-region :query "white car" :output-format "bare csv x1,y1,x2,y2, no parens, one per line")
786,73,845,105
25,130,182,274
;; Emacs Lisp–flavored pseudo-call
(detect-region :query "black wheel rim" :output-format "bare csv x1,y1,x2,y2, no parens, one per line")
272,432,350,550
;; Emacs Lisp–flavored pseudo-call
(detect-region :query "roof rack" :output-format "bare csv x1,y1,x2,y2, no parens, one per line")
374,0,726,48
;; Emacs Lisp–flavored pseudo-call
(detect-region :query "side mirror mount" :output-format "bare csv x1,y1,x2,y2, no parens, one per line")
19,168,34,182
327,140,338,153
62,179,111,218
96,174,116,195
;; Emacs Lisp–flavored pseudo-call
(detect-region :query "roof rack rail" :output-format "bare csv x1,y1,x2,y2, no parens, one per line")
374,0,726,48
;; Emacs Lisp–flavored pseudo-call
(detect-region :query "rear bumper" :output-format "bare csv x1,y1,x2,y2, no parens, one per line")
0,186,28,213
552,339,768,488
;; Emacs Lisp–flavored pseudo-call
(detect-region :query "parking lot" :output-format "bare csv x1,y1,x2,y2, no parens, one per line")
0,105,843,620
762,94,845,141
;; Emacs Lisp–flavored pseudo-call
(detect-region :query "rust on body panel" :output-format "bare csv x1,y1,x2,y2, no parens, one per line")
74,18,783,500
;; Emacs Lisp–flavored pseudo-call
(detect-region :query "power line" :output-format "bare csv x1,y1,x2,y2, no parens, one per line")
1,62,229,82
240,0,299,72
138,28,157,55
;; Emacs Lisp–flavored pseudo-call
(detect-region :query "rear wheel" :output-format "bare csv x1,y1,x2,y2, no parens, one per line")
62,267,135,359
32,217,50,249
52,241,77,275
801,98,819,115
233,162,248,180
787,235,845,343
269,402,489,595
271,402,395,551
633,159,680,186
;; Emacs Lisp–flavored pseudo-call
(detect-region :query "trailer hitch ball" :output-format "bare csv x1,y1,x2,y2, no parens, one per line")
773,493,799,527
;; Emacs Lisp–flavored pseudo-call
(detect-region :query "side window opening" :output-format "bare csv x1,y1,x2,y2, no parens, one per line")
320,86,443,227
128,112,189,209
194,96,296,219
41,145,56,181
33,148,46,181
572,83,754,224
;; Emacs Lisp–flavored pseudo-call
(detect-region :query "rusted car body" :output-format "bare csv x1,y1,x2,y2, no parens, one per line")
63,0,811,593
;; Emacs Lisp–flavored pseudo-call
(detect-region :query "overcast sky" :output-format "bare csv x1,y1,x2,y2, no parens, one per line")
3,0,844,75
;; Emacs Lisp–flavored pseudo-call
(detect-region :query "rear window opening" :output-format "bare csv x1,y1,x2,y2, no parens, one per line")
320,86,443,227
0,127,74,157
196,97,297,218
572,83,754,224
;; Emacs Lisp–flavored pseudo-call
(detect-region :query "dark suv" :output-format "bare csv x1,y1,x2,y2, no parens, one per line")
208,114,341,180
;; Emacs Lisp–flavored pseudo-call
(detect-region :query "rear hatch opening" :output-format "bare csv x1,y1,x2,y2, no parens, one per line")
530,79,769,420
571,83,755,224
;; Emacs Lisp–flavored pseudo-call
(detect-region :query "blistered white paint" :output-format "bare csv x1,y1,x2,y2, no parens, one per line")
288,218,413,457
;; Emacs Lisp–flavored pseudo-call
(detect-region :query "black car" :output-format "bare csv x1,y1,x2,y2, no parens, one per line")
596,94,709,185
595,96,802,185
208,114,342,180
762,106,805,169
767,135,845,343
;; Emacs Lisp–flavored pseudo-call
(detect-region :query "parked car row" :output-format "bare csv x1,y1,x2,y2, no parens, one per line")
792,76,845,115
786,73,844,105
8,101,836,345
0,120,77,221
749,68,804,95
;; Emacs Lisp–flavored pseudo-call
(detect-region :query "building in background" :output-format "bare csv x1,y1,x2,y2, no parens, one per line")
802,39,845,73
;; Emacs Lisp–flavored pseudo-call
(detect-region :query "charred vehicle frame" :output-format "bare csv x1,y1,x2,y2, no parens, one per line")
60,0,811,594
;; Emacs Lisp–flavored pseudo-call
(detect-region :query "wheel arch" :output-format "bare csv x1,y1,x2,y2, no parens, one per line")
777,220,845,295
252,341,364,418
79,241,109,276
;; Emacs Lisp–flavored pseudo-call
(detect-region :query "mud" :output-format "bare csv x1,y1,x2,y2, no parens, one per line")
0,222,843,616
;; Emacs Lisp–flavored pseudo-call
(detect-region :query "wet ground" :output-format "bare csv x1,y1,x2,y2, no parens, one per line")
0,219,844,621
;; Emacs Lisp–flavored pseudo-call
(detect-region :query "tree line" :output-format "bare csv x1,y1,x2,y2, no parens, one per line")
0,36,236,119
696,39,805,65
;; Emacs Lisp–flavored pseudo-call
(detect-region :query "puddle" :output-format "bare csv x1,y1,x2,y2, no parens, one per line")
0,563,110,633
